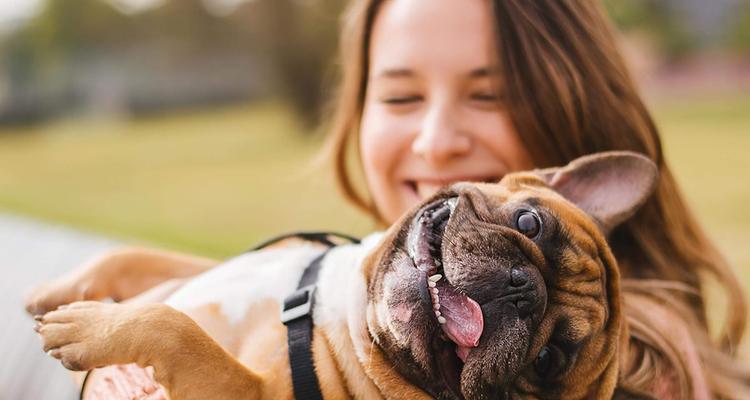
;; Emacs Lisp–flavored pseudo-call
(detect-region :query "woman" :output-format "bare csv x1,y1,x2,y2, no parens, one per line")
27,0,748,398
326,1,749,396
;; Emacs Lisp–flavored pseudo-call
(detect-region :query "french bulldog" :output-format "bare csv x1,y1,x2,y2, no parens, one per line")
30,151,660,399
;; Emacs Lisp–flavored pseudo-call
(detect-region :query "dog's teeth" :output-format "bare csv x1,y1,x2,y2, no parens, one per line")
429,274,442,282
435,310,441,317
433,294,440,303
437,316,447,324
435,260,442,267
430,287,439,295
433,303,440,310
428,281,436,288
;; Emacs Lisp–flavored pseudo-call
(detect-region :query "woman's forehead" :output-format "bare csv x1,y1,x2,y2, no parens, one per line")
368,0,499,78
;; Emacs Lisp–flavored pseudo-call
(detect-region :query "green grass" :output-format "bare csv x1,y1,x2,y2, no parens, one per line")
0,101,373,257
654,94,750,290
646,94,750,342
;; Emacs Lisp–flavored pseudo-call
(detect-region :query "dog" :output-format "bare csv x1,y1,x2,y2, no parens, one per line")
29,151,668,399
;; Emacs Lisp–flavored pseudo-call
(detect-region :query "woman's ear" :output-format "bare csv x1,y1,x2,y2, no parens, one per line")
536,151,659,234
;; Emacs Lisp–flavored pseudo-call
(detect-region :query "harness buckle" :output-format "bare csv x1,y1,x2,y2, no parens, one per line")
281,285,317,324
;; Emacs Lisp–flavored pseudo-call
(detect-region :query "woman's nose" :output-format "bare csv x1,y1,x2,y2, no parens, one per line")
411,103,471,167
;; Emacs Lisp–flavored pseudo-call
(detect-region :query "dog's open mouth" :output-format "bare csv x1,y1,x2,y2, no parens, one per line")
407,197,485,395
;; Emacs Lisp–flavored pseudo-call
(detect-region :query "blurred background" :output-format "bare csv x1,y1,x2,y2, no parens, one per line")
0,0,748,397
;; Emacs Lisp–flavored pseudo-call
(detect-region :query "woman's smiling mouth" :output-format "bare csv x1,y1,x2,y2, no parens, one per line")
405,175,504,200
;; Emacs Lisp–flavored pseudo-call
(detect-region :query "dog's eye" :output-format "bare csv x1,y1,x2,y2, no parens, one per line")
534,346,554,377
534,345,564,380
516,211,541,238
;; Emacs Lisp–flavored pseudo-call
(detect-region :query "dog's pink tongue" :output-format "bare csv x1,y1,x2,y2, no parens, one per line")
436,281,484,349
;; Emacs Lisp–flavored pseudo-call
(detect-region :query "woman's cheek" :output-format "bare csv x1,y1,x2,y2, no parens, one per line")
360,105,415,222
360,108,394,182
363,103,414,165
468,110,533,170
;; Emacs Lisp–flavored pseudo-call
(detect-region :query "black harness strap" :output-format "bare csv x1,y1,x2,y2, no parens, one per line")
281,253,326,400
277,232,360,400
248,231,360,253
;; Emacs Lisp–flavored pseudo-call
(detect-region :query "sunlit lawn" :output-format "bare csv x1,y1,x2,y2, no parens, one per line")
0,101,373,258
0,95,748,279
653,94,750,289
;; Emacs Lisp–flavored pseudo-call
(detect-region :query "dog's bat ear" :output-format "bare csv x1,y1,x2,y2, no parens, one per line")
535,151,659,234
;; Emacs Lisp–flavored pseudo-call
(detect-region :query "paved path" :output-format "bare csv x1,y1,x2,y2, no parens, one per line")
0,213,119,400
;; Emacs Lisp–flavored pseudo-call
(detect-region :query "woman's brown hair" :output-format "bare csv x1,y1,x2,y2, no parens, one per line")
325,0,749,397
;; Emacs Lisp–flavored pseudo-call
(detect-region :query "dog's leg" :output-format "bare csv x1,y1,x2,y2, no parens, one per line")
36,301,264,400
66,279,193,398
25,247,219,316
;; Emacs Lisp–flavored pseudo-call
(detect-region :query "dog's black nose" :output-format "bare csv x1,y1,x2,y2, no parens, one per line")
510,267,528,287
505,267,542,320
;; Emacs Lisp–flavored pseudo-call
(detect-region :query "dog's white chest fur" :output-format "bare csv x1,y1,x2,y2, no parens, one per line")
164,233,383,325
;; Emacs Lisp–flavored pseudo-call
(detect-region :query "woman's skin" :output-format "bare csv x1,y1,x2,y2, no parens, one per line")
360,0,534,224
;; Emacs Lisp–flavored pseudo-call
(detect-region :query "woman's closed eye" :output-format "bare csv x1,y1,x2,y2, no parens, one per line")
468,89,507,107
470,92,500,102
382,95,423,105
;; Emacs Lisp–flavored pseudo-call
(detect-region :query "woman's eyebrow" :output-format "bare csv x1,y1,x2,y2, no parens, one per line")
371,68,414,80
468,67,501,79
369,67,500,81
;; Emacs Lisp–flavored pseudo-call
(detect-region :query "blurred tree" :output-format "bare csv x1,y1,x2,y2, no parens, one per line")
726,1,750,55
0,0,132,123
0,0,347,128
603,0,694,61
244,0,345,129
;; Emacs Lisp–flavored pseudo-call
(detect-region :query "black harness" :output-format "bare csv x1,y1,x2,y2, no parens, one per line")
254,232,360,400
79,231,359,400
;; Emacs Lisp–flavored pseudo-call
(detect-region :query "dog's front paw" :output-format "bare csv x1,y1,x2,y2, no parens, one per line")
35,301,142,371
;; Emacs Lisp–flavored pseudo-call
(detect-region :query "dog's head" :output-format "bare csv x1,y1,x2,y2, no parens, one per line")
364,151,658,399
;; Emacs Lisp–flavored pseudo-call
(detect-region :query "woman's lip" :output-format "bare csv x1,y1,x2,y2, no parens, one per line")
404,174,503,185
404,175,503,200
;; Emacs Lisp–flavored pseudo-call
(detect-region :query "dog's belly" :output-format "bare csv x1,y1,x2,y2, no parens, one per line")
163,243,325,357
165,243,324,320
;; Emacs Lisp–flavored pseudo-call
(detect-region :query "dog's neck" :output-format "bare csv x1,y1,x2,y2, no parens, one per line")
315,233,432,399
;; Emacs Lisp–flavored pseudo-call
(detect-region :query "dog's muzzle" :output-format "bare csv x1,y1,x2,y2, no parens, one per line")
406,197,484,361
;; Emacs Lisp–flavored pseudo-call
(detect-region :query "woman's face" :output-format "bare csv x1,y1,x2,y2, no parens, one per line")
360,0,534,224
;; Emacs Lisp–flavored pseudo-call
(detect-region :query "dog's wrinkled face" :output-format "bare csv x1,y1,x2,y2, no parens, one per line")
364,152,658,399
